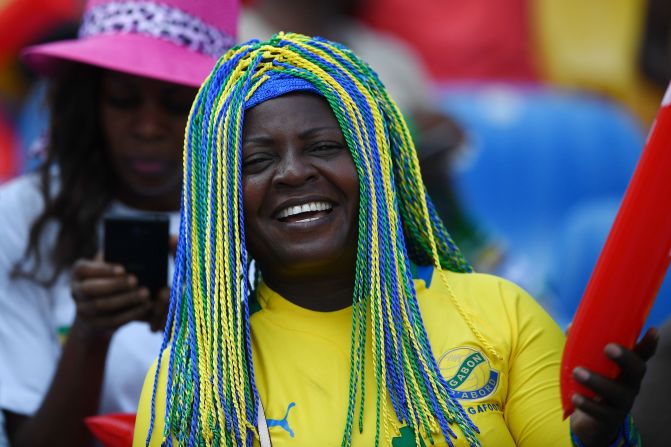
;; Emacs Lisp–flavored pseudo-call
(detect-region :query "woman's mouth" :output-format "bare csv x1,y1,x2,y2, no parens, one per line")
129,159,169,175
276,201,333,223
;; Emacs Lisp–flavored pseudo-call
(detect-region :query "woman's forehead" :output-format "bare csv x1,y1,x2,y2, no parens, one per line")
242,93,341,136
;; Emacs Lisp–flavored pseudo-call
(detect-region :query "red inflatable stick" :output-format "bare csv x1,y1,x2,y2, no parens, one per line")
560,83,671,418
85,413,136,447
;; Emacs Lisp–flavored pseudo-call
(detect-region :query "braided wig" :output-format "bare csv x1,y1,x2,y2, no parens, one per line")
151,33,485,447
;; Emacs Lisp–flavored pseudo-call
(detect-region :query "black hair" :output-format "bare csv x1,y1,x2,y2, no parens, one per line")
13,64,114,285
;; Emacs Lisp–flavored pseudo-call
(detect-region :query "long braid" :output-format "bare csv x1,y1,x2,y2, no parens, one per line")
151,33,484,447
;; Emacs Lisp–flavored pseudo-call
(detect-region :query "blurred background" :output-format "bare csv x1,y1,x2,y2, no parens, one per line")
1,0,669,329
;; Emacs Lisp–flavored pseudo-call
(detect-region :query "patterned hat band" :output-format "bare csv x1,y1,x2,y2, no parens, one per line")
78,1,234,58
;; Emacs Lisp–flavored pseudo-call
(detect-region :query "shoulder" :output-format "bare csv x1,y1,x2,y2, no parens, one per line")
416,267,563,357
418,268,537,316
429,268,559,329
0,173,44,214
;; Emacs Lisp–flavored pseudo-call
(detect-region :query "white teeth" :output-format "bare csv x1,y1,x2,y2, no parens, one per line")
295,216,320,223
277,201,332,219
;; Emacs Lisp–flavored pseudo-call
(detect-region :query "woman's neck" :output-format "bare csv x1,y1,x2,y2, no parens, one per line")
261,267,356,312
114,188,181,212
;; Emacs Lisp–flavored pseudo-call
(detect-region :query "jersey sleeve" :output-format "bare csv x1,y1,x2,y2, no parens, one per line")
501,280,571,446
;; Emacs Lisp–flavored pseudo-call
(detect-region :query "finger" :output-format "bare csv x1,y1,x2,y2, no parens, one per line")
77,287,151,316
573,367,635,410
86,302,154,332
571,393,619,424
72,258,124,280
634,327,659,361
604,344,647,390
72,275,138,299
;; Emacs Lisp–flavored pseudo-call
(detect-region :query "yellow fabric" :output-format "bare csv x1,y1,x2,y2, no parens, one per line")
134,269,571,446
531,0,663,126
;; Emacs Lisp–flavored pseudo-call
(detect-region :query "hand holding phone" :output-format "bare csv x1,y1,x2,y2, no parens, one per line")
70,259,151,337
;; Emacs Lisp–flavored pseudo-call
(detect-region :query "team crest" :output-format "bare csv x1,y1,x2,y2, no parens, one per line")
438,347,499,400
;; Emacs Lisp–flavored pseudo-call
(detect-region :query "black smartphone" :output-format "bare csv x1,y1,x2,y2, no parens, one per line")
103,215,170,296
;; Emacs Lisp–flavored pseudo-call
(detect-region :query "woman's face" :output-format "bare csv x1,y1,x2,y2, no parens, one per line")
100,70,197,211
242,93,360,278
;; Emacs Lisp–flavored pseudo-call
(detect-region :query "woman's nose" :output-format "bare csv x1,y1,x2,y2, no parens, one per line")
273,151,317,187
133,101,168,140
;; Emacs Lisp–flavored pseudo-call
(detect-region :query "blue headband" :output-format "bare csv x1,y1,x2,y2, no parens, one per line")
245,73,321,110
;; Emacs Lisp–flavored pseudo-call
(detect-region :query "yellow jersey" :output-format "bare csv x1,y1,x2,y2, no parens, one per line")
134,268,571,446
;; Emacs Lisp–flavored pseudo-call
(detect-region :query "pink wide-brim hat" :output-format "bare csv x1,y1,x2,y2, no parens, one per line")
22,0,238,88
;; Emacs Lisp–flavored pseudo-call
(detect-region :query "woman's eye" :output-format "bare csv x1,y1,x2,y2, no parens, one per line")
309,143,344,155
162,98,193,116
103,93,140,109
242,155,273,173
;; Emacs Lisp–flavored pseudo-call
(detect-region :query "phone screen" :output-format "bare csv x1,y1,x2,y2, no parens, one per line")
103,215,170,296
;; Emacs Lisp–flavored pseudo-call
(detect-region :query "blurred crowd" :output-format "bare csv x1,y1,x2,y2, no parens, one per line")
0,0,669,445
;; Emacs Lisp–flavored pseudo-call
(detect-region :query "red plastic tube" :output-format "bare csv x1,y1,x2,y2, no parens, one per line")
560,83,671,418
85,413,136,447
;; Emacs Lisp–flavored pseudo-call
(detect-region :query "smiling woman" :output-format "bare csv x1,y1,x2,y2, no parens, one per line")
134,33,654,447
242,93,360,310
